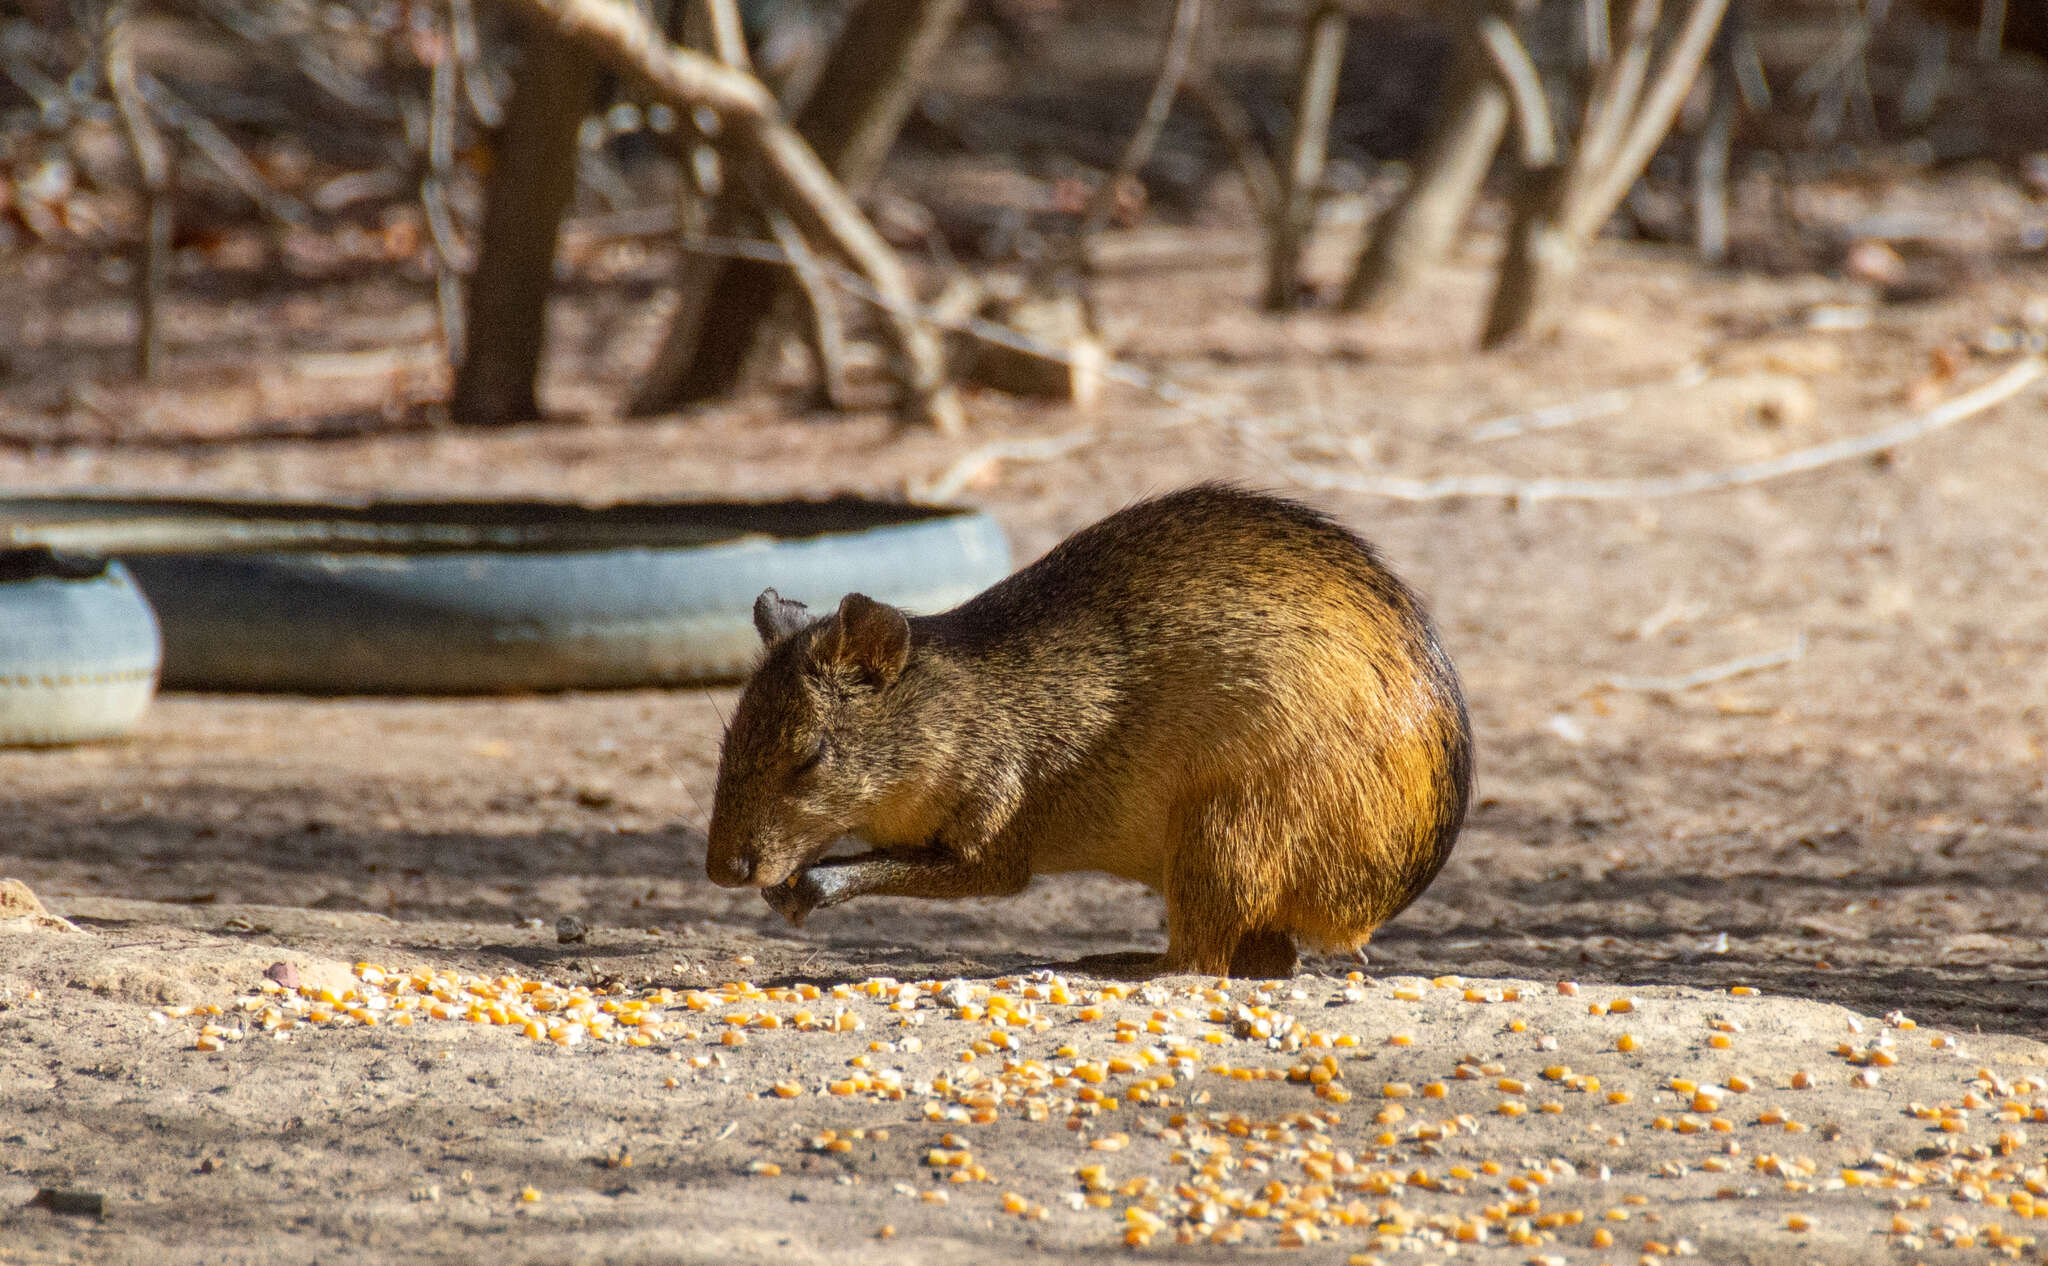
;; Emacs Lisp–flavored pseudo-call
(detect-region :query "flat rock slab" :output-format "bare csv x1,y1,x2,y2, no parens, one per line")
4,901,2045,1264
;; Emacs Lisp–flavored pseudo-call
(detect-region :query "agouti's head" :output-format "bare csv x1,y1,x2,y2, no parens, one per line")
704,589,916,888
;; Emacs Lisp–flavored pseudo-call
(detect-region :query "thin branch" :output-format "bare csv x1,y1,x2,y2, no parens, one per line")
762,202,852,408
450,0,504,126
188,0,398,123
1262,1,1347,309
1574,0,1732,239
1185,68,1279,221
1579,0,1611,74
701,0,753,72
136,73,307,224
1289,356,2046,503
1078,0,1202,242
1605,634,1805,693
705,2,844,409
500,0,961,430
1575,0,1660,179
422,18,466,363
1979,0,2009,59
1475,12,1556,168
104,3,171,380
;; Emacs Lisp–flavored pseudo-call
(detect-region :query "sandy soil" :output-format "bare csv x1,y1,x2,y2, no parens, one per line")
6,149,2048,1260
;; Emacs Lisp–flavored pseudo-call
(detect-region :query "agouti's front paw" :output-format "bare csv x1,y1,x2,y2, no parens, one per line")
761,870,826,927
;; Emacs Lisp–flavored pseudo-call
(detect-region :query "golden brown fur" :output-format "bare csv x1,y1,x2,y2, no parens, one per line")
704,485,1471,977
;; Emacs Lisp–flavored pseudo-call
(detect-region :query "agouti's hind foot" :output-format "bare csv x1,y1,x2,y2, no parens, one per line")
1228,929,1298,979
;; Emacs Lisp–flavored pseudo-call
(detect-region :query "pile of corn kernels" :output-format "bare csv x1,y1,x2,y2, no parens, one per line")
153,964,2048,1260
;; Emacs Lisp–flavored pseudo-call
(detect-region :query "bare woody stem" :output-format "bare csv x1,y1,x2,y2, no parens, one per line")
1077,0,1203,242
104,2,171,381
1473,10,1555,169
496,0,962,430
1340,0,1515,313
1569,0,1730,239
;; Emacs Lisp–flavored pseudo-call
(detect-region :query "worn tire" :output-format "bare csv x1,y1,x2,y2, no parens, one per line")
0,550,161,745
2,495,1010,695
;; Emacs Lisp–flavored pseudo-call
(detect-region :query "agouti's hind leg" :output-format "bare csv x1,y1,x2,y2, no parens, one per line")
1156,792,1285,978
1229,929,1298,978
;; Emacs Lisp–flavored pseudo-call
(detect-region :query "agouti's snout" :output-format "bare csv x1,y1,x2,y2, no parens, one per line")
706,850,756,887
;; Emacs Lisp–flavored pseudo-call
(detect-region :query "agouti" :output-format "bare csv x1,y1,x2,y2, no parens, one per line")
704,484,1471,977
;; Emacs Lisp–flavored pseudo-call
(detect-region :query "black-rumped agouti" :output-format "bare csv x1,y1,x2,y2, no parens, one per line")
704,484,1471,977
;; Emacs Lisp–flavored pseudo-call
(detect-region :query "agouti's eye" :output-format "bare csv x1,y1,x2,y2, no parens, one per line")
790,740,826,779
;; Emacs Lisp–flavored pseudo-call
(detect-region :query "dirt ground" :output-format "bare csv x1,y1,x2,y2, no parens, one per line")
7,136,2048,1259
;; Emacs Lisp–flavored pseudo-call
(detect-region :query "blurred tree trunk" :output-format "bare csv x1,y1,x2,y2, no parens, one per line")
1340,4,1515,314
631,0,966,416
1481,0,1729,347
1261,1,1346,311
450,25,599,426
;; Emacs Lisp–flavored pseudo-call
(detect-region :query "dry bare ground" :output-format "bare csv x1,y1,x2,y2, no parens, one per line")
5,160,2048,1261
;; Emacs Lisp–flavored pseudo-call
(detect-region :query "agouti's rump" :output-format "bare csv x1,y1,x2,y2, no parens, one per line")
705,484,1471,977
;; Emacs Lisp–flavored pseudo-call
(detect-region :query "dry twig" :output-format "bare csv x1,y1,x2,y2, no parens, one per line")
908,430,1094,504
1606,634,1805,693
1470,362,1709,442
1290,356,2046,502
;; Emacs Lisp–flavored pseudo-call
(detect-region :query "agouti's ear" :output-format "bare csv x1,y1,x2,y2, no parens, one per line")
812,593,910,686
753,588,812,645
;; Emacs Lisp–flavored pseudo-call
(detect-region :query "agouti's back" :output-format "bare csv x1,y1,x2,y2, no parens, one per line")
706,484,1471,978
